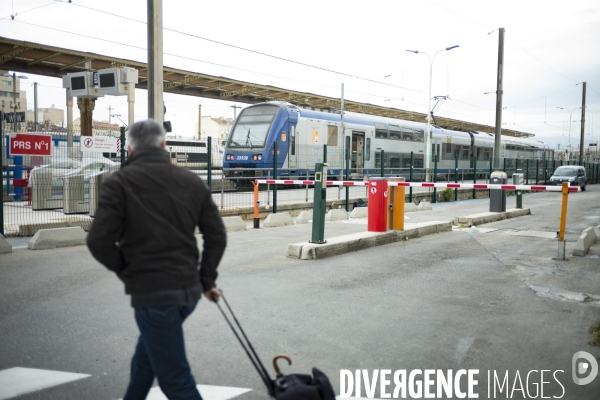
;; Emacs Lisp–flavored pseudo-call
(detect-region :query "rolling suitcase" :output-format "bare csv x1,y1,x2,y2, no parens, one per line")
214,292,336,400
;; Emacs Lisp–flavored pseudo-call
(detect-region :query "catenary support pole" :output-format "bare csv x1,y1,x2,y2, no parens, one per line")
147,0,163,125
493,27,505,170
580,82,586,165
33,82,38,128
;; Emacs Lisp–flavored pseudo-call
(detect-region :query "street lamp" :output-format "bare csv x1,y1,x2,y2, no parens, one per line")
12,72,28,132
556,106,581,161
407,45,459,179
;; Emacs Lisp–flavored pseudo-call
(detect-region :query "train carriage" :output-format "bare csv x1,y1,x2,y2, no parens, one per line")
222,101,551,185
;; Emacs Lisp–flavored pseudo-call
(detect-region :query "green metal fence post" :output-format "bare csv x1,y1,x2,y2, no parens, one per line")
120,126,126,168
323,144,327,164
454,154,458,201
207,136,212,191
273,141,277,213
544,159,548,184
380,149,385,177
0,112,4,236
345,148,349,211
535,160,539,185
473,156,477,200
409,151,414,203
433,155,438,203
503,158,506,173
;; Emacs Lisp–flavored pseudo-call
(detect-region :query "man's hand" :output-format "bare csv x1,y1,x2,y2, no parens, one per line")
204,288,221,302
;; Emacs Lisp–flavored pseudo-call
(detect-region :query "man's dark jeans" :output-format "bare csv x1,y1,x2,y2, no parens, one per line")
123,302,202,400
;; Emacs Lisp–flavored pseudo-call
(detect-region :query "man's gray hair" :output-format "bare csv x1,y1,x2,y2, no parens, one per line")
127,119,166,151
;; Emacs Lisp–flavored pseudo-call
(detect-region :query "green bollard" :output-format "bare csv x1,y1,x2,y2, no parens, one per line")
433,155,438,203
473,156,477,200
410,151,414,203
311,163,328,244
454,155,458,201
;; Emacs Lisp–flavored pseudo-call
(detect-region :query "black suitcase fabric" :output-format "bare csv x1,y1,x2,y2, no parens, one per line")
214,292,335,400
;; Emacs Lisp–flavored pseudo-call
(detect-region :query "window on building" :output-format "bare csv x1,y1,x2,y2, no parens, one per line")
2,81,11,86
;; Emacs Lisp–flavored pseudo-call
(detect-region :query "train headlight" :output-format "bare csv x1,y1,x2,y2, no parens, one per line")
252,154,262,161
226,154,233,161
257,154,262,161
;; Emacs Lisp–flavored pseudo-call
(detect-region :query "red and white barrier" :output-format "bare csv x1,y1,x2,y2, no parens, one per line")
254,179,579,192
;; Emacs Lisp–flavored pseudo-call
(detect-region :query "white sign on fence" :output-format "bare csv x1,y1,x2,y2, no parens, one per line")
80,136,120,153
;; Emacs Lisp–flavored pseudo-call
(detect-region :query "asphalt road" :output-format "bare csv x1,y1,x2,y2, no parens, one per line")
0,186,599,399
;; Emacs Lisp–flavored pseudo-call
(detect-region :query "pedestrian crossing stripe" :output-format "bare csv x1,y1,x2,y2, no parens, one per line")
137,384,251,400
0,367,90,400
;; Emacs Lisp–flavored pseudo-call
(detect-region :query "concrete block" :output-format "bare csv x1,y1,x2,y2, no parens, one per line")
417,201,432,211
325,209,348,221
28,226,87,250
222,216,246,232
405,203,418,212
286,243,303,258
349,207,368,219
263,212,293,228
0,234,12,254
573,227,597,257
595,225,600,240
296,210,313,224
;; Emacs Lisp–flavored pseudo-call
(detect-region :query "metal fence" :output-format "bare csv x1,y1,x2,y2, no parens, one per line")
2,122,600,237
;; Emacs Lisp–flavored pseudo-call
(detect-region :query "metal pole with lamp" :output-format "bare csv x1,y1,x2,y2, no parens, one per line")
406,45,458,182
12,72,28,132
556,106,580,162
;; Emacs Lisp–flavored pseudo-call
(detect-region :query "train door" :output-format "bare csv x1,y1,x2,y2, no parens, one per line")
288,124,297,168
352,131,365,176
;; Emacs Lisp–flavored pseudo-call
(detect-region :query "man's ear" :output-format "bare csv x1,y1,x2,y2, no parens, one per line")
127,144,133,153
161,140,166,149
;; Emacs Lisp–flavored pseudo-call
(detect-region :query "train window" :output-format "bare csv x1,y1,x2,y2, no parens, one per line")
401,127,413,141
375,151,382,168
327,125,338,146
389,155,401,168
389,125,402,140
414,154,424,168
461,147,469,159
291,126,295,156
365,138,371,161
228,105,279,148
414,129,425,142
375,123,388,139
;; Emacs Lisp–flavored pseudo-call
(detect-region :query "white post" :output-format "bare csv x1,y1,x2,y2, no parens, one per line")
127,83,135,131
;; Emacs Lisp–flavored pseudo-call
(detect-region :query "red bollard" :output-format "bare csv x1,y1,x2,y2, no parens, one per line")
368,177,388,232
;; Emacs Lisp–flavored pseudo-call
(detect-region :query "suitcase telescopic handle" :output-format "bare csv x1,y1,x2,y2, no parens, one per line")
273,354,292,376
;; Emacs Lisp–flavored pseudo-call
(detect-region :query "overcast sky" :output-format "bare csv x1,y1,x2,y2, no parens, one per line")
1,0,599,149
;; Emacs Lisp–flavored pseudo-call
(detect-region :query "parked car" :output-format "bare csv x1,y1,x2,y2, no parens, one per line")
548,166,586,191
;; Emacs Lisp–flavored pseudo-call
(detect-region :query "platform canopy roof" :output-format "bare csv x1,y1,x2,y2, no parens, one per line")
0,36,534,137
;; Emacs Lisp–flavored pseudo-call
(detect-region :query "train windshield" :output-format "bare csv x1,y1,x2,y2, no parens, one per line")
228,105,279,148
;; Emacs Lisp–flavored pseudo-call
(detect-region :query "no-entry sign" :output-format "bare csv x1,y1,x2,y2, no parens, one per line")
9,133,52,156
80,136,120,153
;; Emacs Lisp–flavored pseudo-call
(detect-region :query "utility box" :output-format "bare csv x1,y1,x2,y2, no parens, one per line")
89,171,109,218
368,177,388,232
63,174,89,214
513,173,524,209
489,171,507,212
513,173,524,185
31,167,63,210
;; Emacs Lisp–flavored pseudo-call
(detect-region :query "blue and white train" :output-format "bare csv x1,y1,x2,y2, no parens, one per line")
223,101,552,183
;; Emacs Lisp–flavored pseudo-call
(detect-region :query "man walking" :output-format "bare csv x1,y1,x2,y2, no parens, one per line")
87,119,227,399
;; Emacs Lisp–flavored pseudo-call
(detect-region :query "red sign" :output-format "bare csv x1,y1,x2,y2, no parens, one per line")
9,134,52,156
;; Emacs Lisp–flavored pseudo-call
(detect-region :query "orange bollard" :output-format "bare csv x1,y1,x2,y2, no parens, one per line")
559,182,568,241
253,180,260,229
